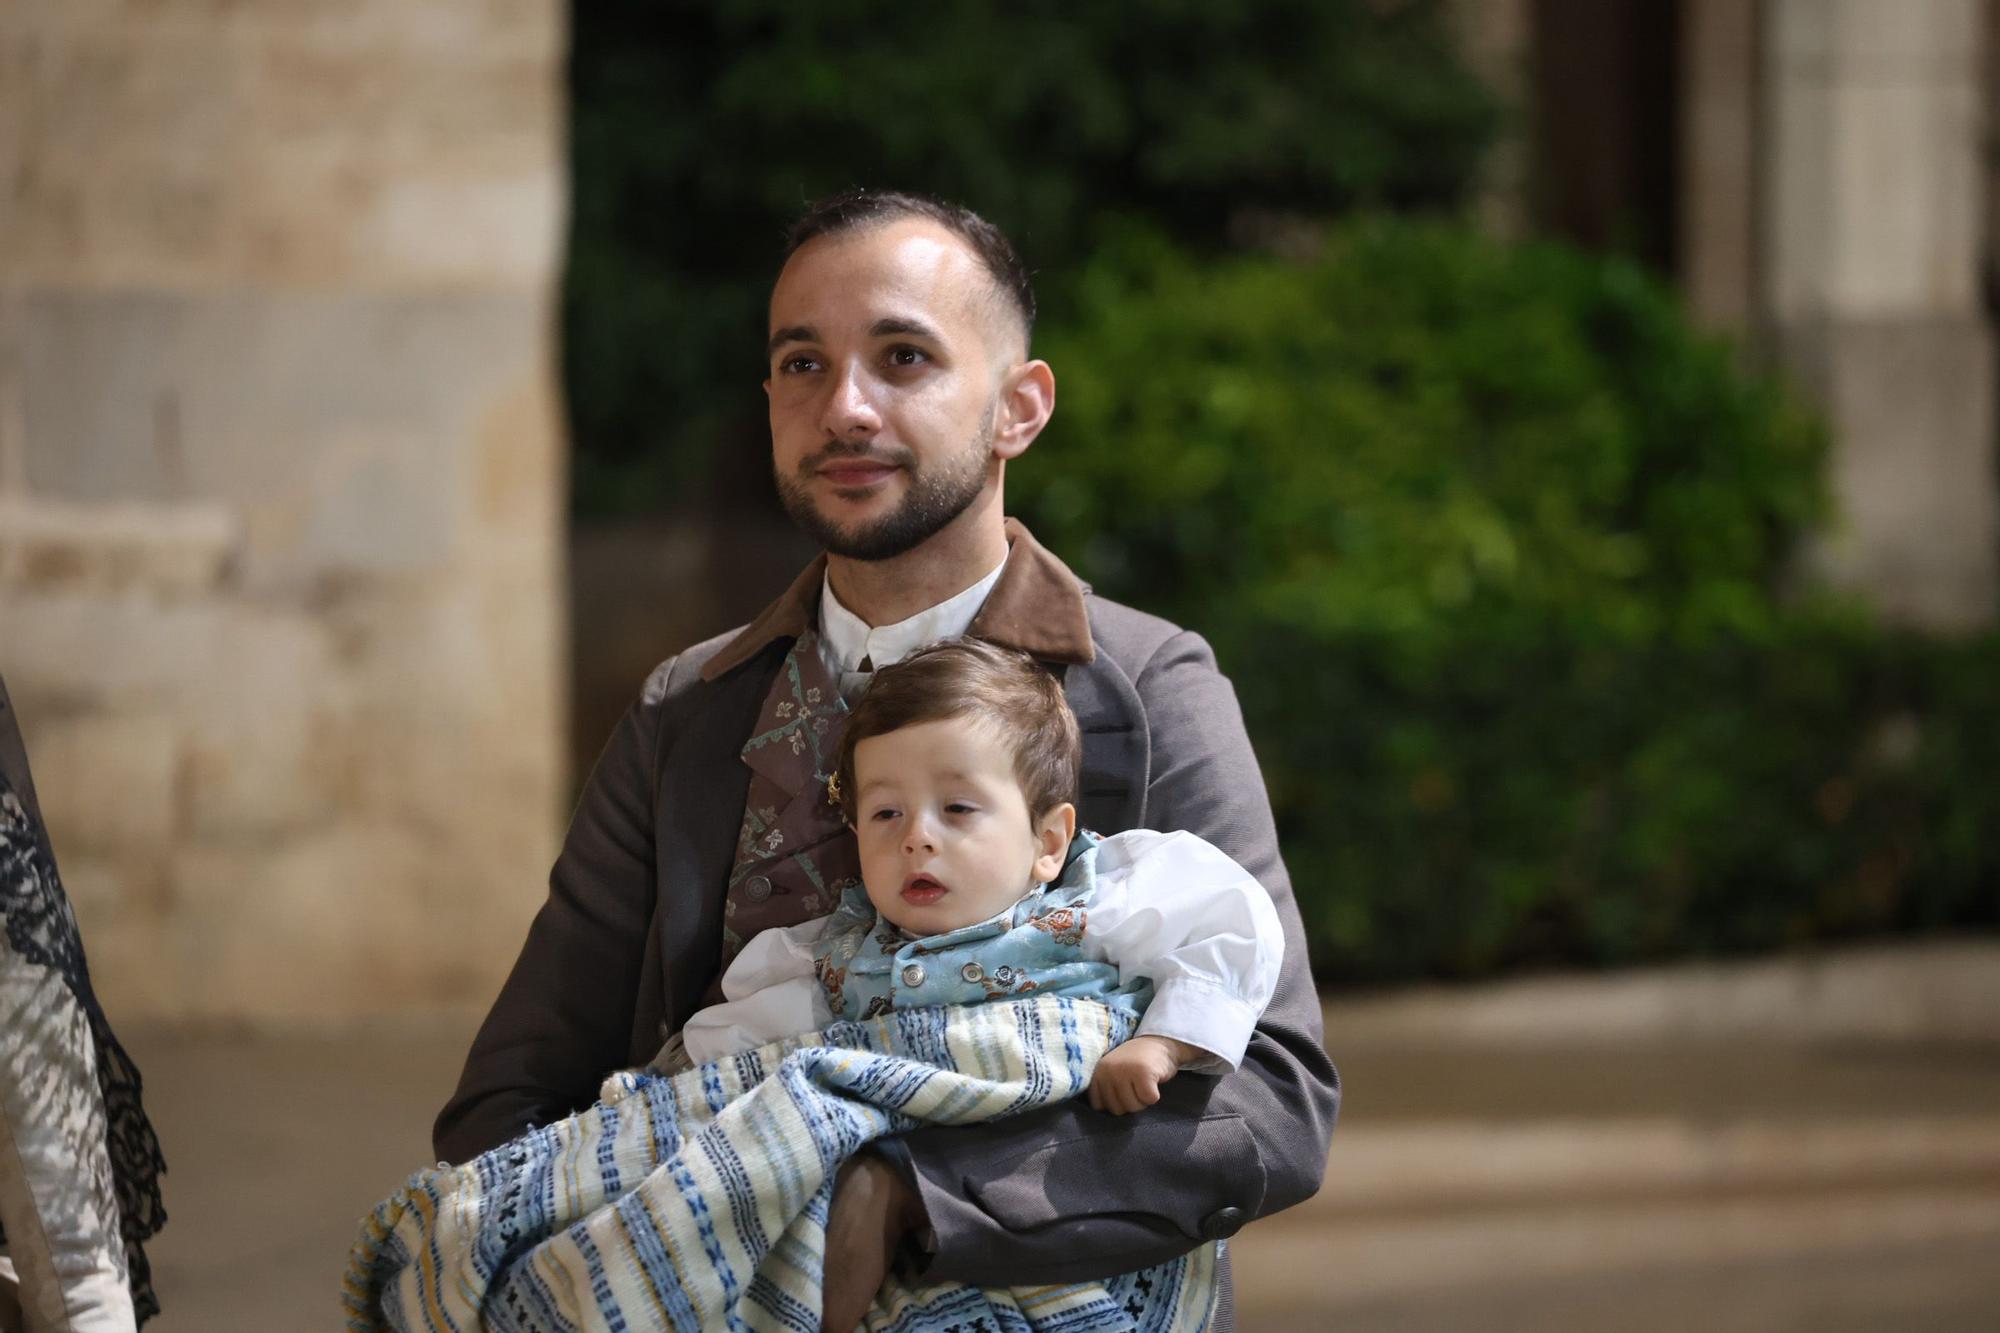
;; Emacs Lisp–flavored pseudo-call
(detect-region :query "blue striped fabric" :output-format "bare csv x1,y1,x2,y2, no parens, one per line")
344,995,1217,1332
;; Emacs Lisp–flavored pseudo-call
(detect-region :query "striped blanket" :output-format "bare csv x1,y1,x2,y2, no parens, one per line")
343,995,1218,1332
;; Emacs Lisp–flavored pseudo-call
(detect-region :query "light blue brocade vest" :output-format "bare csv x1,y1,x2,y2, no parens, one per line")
809,830,1154,1024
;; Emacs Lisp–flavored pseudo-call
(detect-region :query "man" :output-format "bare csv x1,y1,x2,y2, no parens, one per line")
435,191,1339,1330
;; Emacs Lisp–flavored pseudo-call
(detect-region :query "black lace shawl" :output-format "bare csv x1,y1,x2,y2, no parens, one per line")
0,777,166,1324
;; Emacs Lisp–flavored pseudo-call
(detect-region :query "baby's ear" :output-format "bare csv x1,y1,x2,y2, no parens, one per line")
1031,801,1077,883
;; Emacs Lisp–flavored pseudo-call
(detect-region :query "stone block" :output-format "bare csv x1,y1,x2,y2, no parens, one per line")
1827,81,1983,318
1831,0,1983,73
22,0,566,63
1,4,563,289
23,709,180,853
356,170,562,299
0,495,238,593
1,28,247,285
1767,0,1836,72
12,290,544,577
1761,72,1836,321
1785,315,1999,627
49,852,128,920
297,428,461,577
169,829,424,1021
0,593,231,709
71,902,185,1025
181,704,345,845
1762,1,1988,321
168,821,536,1022
58,850,178,1022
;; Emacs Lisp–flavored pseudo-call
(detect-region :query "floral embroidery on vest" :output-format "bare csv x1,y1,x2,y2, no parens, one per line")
807,831,1152,1023
712,631,862,1000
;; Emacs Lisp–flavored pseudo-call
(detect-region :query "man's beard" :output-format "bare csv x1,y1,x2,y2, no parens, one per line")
775,403,996,562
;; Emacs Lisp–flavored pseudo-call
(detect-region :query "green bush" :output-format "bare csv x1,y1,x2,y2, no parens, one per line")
566,0,1500,514
1012,221,1999,983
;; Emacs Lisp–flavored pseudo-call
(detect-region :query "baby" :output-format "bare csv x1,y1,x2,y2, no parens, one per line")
680,637,1283,1114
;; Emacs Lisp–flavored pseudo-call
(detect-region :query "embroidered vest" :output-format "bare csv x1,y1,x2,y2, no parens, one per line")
808,830,1153,1023
712,631,861,1000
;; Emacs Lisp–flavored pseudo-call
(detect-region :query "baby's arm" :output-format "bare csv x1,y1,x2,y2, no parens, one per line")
678,915,834,1064
1084,829,1287,1082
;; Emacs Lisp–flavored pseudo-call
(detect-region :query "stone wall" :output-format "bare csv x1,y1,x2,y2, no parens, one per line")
0,0,568,1024
1758,0,1995,627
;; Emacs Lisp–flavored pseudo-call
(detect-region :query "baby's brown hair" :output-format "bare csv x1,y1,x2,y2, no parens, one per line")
834,638,1080,825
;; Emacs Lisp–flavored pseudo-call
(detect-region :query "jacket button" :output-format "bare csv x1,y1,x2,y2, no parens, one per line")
1200,1206,1246,1240
959,962,985,983
900,963,926,988
744,875,772,903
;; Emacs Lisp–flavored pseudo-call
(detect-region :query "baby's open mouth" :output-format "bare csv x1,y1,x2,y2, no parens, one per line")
900,874,947,905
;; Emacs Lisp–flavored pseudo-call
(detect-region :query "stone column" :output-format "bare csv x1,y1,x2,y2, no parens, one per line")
1761,0,1997,627
1451,0,1536,238
0,1,569,1023
1680,0,1763,332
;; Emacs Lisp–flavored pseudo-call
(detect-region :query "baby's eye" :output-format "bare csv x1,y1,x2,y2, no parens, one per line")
868,807,899,822
944,802,977,815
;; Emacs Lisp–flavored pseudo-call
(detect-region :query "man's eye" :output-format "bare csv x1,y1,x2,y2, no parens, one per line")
779,353,819,374
886,345,927,368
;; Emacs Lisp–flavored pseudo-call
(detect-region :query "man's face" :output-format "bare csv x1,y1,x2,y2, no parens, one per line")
765,219,1023,561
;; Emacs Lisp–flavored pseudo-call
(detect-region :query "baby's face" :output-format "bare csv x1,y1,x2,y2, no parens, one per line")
850,715,1069,935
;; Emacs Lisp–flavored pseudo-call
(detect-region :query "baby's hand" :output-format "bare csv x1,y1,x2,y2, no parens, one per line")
1088,1035,1202,1115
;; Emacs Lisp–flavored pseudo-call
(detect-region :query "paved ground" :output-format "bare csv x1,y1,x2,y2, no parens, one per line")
123,999,2000,1330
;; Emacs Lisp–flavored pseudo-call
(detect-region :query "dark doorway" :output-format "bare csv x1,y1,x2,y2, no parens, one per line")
1530,0,1683,275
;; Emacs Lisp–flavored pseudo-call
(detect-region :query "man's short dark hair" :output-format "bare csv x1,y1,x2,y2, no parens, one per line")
783,189,1036,349
835,638,1079,825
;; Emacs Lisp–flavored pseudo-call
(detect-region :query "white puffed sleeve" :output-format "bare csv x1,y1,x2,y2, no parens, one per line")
679,914,836,1064
1081,829,1286,1074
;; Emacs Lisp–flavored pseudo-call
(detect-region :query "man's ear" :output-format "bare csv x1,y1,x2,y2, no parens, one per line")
991,359,1055,462
1030,801,1077,884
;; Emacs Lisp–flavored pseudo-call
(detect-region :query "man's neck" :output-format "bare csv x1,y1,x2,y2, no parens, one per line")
824,493,1009,628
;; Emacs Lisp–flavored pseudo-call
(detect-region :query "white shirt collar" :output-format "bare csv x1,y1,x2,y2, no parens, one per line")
817,553,1009,678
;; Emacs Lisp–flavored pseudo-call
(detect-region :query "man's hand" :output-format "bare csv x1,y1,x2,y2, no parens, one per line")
1088,1035,1201,1115
821,1152,920,1332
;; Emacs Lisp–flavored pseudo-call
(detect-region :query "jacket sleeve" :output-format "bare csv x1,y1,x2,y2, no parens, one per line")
887,631,1341,1285
432,658,673,1165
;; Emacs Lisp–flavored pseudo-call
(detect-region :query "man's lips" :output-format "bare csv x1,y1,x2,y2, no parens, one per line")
815,459,900,488
900,874,947,905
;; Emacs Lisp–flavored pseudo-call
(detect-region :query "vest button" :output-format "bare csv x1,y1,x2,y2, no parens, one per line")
959,962,985,983
744,875,772,903
900,963,926,988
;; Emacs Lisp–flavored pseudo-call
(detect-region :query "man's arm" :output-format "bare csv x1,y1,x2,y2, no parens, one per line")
882,629,1340,1285
432,660,671,1164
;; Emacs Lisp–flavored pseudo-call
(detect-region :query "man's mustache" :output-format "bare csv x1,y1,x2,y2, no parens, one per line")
801,442,915,475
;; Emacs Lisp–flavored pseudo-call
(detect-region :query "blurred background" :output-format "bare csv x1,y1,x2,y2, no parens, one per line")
2,0,1998,1327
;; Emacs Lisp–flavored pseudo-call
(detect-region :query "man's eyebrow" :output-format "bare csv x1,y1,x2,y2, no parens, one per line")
767,325,816,358
870,317,942,342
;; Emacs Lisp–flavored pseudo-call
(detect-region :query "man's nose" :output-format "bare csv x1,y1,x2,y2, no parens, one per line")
820,365,881,440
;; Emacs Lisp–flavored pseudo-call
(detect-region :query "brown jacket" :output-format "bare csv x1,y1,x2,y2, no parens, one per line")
436,521,1340,1304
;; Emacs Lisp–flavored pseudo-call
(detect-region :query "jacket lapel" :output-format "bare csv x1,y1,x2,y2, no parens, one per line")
1061,652,1149,838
